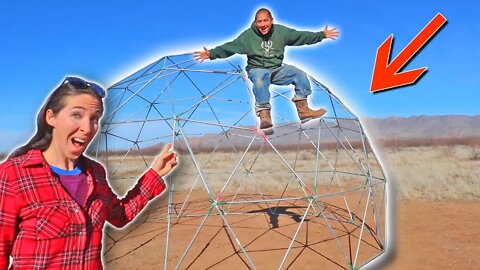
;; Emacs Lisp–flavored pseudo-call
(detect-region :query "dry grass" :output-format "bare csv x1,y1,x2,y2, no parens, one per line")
97,143,480,201
100,146,385,198
2,141,476,201
378,145,480,200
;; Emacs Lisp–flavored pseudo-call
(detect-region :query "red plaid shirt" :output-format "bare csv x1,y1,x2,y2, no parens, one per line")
0,149,166,269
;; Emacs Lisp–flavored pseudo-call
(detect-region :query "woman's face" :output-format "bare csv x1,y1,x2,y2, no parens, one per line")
46,93,102,162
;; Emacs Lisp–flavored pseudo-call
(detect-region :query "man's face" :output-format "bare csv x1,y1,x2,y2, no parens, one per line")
255,11,273,36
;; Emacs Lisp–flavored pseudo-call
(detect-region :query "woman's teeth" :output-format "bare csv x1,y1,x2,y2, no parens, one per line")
72,138,85,146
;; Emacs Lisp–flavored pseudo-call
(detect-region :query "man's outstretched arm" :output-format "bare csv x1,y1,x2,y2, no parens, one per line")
285,24,340,46
194,30,248,62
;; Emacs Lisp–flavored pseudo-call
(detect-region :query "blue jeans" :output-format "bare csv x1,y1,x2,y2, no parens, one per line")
248,64,311,115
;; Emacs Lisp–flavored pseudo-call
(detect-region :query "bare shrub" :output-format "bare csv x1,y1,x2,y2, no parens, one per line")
377,136,480,149
470,147,480,161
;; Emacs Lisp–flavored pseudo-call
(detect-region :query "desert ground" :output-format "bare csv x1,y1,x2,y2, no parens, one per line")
98,144,480,269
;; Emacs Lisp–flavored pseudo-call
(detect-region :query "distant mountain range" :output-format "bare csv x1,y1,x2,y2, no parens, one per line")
362,115,480,139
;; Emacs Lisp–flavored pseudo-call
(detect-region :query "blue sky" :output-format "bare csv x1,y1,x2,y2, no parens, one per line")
0,0,478,152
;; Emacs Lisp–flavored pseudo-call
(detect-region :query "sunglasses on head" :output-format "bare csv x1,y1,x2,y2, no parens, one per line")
62,76,106,98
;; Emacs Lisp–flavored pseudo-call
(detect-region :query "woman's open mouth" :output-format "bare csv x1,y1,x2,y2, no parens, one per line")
71,137,86,149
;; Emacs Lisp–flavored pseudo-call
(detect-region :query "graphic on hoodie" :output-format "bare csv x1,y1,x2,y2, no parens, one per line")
261,40,275,58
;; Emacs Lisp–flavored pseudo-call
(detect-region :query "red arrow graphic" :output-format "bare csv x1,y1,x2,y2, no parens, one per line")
370,13,447,93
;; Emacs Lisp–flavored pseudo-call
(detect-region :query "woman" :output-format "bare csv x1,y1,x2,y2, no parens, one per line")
0,77,177,269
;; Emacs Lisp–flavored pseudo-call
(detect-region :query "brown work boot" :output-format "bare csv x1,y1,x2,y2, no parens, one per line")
293,99,327,123
259,109,273,129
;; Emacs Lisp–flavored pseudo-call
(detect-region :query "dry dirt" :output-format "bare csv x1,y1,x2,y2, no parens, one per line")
101,145,480,269
102,194,480,270
383,200,480,270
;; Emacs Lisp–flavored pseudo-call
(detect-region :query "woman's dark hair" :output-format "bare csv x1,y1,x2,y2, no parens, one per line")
9,81,104,158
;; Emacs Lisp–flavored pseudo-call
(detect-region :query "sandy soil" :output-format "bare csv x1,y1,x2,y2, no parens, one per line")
102,192,479,270
382,201,480,270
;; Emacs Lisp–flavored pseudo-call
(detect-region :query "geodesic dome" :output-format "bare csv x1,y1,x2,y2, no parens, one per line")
92,53,388,270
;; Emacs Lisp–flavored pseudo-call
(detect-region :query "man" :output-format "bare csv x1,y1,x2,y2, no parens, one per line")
195,8,339,130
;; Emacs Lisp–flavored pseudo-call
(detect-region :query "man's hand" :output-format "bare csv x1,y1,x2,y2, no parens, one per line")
151,143,177,177
194,47,211,62
323,25,339,40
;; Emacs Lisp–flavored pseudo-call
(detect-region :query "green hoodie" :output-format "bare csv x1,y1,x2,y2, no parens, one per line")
210,22,326,70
